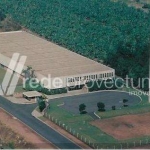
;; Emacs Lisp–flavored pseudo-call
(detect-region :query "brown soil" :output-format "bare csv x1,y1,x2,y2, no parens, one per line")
0,108,56,149
91,112,150,140
0,121,36,149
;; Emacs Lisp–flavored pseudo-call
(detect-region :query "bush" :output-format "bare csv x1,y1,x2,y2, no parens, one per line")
98,109,105,112
97,102,106,112
38,100,46,112
112,106,116,110
80,110,87,114
87,79,117,92
68,85,84,91
24,79,67,95
142,4,150,9
79,103,87,114
123,99,128,103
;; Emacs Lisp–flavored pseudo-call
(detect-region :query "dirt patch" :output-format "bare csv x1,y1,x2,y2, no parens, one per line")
0,108,56,149
0,121,35,149
91,112,150,140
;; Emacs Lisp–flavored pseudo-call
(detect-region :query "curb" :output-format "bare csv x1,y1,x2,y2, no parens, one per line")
94,112,101,119
2,95,37,105
32,108,83,149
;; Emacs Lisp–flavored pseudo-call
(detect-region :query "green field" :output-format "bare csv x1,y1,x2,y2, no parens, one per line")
0,66,25,93
46,99,117,148
0,0,149,91
45,87,149,148
97,87,149,119
0,66,6,83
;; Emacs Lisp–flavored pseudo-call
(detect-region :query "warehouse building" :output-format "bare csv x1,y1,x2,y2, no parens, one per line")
0,31,115,90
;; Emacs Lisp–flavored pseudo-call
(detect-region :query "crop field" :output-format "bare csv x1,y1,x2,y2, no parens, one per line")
0,0,149,91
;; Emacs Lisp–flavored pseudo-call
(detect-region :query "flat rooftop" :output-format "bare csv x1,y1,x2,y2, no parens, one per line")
23,91,42,98
0,31,114,78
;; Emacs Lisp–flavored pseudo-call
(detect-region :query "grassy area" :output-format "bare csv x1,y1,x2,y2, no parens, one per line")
15,85,25,93
46,87,149,148
47,100,117,147
0,66,6,83
97,87,149,119
0,66,25,93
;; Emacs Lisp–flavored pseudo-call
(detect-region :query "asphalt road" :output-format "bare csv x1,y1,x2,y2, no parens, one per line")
0,96,80,149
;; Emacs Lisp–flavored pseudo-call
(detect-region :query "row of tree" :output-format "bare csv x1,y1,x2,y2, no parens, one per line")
0,9,21,31
24,79,67,95
0,0,149,90
79,99,129,114
87,79,119,92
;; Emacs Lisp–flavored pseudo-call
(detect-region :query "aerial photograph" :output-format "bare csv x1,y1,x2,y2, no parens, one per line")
0,0,150,149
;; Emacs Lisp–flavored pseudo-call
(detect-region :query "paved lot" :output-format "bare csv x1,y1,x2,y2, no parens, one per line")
53,91,141,114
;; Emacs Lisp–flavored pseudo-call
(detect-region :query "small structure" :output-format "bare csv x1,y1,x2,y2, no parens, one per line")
23,91,42,101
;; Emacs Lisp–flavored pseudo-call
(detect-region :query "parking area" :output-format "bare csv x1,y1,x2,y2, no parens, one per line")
51,91,141,114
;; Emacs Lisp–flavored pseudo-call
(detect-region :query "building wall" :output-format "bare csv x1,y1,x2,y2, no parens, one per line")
0,53,115,90
40,70,115,89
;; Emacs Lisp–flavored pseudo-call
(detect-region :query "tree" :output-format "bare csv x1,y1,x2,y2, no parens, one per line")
1,0,149,92
97,102,105,112
123,99,128,103
142,4,150,9
22,66,36,79
79,103,87,114
38,100,46,112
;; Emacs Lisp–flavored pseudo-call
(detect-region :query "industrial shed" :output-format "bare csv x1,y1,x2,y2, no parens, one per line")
0,31,115,89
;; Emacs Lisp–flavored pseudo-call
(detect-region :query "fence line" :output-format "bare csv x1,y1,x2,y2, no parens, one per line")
44,112,150,149
44,112,95,148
